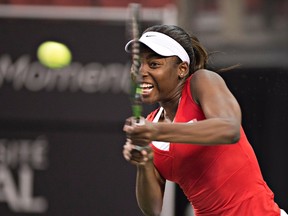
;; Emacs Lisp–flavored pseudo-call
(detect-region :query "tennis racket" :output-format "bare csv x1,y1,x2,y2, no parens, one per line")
127,3,150,153
128,3,144,126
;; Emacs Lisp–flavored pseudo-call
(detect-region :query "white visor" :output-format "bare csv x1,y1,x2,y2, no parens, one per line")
125,31,190,65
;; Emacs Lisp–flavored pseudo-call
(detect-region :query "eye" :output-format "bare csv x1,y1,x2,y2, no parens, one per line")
149,61,160,69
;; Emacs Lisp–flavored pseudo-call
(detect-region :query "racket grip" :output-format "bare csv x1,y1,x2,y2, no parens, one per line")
131,116,150,153
133,145,150,152
131,116,145,126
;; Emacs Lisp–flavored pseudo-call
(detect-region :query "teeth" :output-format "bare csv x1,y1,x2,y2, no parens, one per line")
140,83,153,88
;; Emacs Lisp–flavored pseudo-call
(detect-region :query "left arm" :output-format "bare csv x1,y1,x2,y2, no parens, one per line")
125,70,241,146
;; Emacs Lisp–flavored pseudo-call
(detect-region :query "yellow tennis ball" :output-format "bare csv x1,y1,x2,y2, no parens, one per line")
37,41,72,69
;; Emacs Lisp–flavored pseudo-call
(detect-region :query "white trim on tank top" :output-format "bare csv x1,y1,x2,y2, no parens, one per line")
152,107,171,151
151,107,197,151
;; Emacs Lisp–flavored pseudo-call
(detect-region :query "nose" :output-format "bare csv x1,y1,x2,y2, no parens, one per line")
139,63,148,77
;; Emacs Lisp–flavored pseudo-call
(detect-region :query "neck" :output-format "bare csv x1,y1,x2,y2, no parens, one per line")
159,78,186,122
159,95,181,122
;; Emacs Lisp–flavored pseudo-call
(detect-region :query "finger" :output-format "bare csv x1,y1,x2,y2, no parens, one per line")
142,150,153,162
123,142,134,161
134,146,153,163
130,156,147,165
123,148,131,161
123,142,143,162
126,118,132,126
123,124,134,134
130,149,143,159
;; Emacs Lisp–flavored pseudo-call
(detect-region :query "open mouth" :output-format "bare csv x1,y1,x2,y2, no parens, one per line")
140,83,154,95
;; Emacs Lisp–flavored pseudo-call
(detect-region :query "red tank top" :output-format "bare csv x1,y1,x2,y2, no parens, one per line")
147,75,280,215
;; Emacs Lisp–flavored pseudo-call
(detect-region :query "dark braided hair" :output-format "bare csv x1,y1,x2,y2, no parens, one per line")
143,25,209,76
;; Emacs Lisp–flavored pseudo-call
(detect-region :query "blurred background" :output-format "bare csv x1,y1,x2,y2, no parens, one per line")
0,0,287,215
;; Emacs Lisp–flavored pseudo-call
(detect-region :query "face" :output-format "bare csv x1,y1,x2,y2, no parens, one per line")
138,48,187,105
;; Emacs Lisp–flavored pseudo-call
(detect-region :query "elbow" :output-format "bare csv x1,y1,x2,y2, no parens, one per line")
226,124,241,144
222,120,241,144
228,130,240,144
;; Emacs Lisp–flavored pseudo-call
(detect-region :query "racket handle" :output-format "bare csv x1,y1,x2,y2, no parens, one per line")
131,116,145,125
131,116,149,153
133,145,150,152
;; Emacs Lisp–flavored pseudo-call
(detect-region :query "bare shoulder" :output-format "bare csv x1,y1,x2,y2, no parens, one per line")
190,69,228,103
192,69,223,82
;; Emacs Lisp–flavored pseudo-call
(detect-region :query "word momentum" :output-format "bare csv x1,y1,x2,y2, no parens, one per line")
0,137,49,213
0,54,130,94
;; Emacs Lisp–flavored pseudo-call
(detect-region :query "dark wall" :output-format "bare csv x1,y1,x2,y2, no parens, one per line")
222,68,288,210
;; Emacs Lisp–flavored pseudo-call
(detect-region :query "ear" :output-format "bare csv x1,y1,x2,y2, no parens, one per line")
178,62,189,79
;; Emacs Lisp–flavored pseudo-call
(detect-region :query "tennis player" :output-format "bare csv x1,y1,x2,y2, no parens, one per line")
123,24,287,216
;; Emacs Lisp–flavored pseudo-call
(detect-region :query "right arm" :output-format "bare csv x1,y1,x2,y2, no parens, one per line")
136,162,165,216
123,140,166,216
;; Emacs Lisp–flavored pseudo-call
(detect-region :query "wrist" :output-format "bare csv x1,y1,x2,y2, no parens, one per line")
137,159,154,170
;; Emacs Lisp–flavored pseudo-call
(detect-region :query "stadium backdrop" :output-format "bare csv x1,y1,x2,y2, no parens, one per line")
0,5,287,216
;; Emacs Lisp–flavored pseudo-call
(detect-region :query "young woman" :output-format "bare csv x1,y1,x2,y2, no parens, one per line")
122,24,286,216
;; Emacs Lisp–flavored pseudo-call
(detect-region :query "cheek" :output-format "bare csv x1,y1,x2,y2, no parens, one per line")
157,75,179,95
151,66,179,92
166,69,180,85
